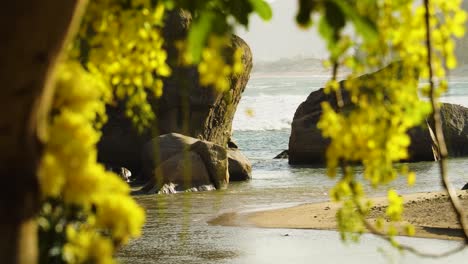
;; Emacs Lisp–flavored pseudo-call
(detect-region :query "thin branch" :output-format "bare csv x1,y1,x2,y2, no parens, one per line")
332,61,345,109
352,197,467,258
423,0,468,242
362,216,466,258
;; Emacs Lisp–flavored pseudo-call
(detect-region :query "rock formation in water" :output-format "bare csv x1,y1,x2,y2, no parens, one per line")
227,149,252,181
437,103,468,156
273,150,289,159
139,133,228,194
97,10,253,183
289,72,468,165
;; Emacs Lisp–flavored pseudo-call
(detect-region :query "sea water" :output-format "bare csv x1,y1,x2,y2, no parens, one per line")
119,75,468,263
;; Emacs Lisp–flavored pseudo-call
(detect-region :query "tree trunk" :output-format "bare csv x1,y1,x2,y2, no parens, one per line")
0,1,87,263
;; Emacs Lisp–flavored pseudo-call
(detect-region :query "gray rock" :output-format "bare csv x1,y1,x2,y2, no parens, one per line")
157,183,178,194
228,149,252,181
141,151,212,194
439,103,468,157
105,166,132,183
141,133,198,181
190,140,229,189
140,133,229,193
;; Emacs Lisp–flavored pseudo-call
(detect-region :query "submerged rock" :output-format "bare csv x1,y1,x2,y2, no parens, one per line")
274,150,289,159
153,183,216,194
228,138,239,149
228,149,252,181
140,133,229,194
462,182,468,190
105,166,133,183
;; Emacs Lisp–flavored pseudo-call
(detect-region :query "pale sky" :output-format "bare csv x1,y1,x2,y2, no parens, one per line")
236,0,328,61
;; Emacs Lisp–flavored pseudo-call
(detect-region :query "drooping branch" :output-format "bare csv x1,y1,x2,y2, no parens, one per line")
361,213,466,258
350,196,466,258
423,0,468,243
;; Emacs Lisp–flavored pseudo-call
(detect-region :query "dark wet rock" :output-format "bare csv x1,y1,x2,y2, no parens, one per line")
462,182,468,190
228,138,239,149
288,85,348,165
227,149,252,181
274,150,289,159
289,67,468,165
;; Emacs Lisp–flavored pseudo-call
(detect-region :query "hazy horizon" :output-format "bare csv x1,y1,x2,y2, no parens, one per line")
236,0,328,62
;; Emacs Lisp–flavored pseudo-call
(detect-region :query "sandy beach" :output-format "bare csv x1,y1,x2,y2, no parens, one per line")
209,191,468,241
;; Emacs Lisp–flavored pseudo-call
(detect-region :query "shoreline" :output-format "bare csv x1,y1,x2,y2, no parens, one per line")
209,191,468,241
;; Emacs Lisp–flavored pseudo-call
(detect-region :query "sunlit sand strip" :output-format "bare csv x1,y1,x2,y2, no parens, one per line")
210,191,468,241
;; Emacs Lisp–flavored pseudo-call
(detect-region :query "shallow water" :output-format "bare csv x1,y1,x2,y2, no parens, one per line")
118,76,468,263
118,156,468,264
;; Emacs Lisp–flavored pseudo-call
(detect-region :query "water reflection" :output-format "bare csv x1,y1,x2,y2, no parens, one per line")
118,158,468,263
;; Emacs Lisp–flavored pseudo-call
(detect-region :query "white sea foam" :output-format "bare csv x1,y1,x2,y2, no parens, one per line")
233,77,468,132
440,96,468,107
233,94,307,131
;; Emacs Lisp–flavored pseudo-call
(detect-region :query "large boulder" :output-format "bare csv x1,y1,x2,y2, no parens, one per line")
191,141,229,189
141,133,198,183
289,74,468,165
140,133,228,194
97,10,253,181
288,87,337,165
141,152,213,194
227,149,252,181
439,103,468,156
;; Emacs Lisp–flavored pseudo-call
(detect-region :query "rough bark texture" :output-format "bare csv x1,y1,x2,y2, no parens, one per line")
0,1,86,263
98,10,253,181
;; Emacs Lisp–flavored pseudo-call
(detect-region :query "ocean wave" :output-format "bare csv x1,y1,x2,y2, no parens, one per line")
440,96,468,107
233,94,306,131
234,79,468,131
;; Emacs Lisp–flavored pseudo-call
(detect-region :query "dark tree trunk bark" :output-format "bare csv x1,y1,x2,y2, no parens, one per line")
0,1,87,263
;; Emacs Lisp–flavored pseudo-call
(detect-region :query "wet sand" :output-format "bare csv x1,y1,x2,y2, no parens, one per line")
209,191,468,241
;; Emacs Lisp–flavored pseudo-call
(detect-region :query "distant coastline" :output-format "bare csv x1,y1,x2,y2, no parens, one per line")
251,57,350,78
251,57,468,80
250,72,346,79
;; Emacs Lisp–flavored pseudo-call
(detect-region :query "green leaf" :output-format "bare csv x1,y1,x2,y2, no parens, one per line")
248,0,272,20
331,0,377,42
296,0,319,27
188,11,215,63
324,1,345,39
318,15,334,45
318,1,345,52
230,0,253,26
